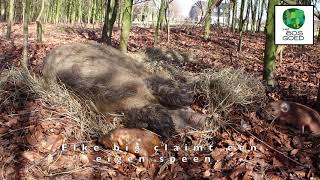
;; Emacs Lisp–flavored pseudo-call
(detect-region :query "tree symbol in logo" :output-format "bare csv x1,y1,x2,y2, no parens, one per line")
282,8,305,29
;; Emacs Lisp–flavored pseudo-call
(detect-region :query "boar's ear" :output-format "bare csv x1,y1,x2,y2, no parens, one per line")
280,102,290,112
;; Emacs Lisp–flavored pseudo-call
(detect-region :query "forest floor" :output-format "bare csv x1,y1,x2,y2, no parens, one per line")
0,23,320,179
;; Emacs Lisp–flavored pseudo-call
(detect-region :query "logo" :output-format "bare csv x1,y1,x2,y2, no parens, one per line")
275,6,314,45
282,8,305,29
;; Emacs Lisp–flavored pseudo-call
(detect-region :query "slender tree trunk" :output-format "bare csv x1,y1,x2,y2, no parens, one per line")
263,0,279,88
317,26,320,42
0,0,2,21
154,0,165,46
231,0,237,32
251,0,258,31
102,0,111,41
77,0,82,23
317,81,320,110
108,0,119,45
22,0,30,75
30,0,35,21
102,0,118,44
117,0,122,28
217,6,220,27
87,0,92,24
257,0,265,32
245,0,251,32
91,0,96,25
6,0,14,39
165,0,170,43
203,0,214,40
54,0,61,23
227,1,232,29
0,0,6,21
238,0,245,32
36,0,45,43
119,0,133,52
237,0,245,51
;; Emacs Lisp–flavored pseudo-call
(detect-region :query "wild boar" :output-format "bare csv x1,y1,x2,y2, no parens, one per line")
42,42,205,139
265,100,320,134
98,128,161,167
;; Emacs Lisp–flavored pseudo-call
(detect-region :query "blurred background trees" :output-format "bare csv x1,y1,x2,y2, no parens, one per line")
0,0,319,90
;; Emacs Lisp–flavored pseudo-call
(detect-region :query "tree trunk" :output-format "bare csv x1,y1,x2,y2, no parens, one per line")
317,81,320,110
317,26,320,42
0,0,7,22
77,0,83,23
0,0,2,21
102,0,119,44
263,0,279,88
117,0,122,28
119,0,133,53
251,0,258,31
36,0,45,43
227,1,232,29
108,0,119,45
102,0,111,41
256,0,265,32
203,0,214,40
154,0,165,46
6,0,14,39
91,0,96,25
231,0,237,32
217,6,220,27
22,0,30,75
237,0,245,51
245,0,251,32
87,0,92,24
55,0,61,23
165,0,170,43
238,0,245,32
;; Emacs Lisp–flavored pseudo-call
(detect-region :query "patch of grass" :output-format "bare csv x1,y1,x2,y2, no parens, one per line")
194,68,266,115
0,68,120,140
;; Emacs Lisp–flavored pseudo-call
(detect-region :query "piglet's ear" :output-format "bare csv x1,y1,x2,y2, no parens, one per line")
280,102,290,112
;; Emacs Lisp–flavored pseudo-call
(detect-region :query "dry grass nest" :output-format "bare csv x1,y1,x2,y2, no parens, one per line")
192,68,266,129
0,68,119,140
194,68,266,114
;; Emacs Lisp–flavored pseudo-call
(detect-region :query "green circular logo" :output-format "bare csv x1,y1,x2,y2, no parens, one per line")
282,8,305,29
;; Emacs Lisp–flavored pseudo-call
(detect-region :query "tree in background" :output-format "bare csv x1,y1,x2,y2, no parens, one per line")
231,0,237,32
0,0,6,21
245,0,251,31
203,0,215,40
102,0,119,45
237,0,246,51
316,9,320,41
36,0,45,43
119,0,133,52
256,0,266,32
102,0,112,42
227,0,231,28
6,0,14,39
154,0,166,45
317,82,320,110
164,0,172,43
318,26,320,42
263,0,279,88
250,0,258,31
22,0,31,75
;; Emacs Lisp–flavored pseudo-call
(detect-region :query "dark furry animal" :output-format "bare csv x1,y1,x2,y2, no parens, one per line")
42,42,203,139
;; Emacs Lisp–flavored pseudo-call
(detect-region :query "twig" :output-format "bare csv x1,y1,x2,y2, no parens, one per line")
241,127,310,168
0,125,35,138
